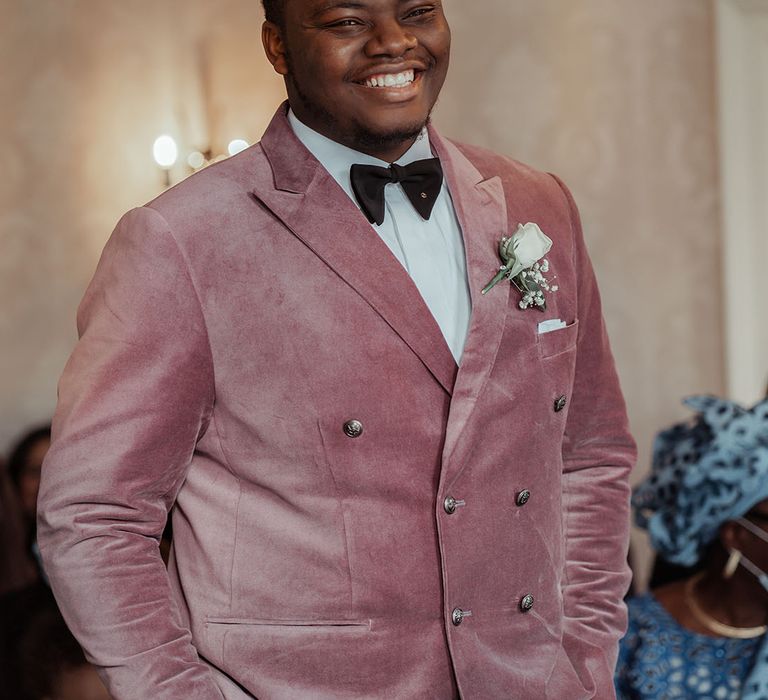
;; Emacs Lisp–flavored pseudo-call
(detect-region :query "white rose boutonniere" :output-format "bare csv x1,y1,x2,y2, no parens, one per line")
481,222,558,311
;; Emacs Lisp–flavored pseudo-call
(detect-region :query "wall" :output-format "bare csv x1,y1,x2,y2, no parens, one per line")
1,0,284,452
716,0,768,406
1,1,725,580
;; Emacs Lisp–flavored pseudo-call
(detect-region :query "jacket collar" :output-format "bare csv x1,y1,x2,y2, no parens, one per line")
254,103,514,411
426,125,512,468
255,103,459,395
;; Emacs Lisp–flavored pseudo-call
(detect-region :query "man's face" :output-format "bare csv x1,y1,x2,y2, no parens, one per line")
264,0,451,161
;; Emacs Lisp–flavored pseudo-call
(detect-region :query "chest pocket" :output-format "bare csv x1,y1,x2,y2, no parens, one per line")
537,319,578,359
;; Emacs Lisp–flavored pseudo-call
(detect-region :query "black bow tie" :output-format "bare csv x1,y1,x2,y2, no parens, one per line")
350,157,443,226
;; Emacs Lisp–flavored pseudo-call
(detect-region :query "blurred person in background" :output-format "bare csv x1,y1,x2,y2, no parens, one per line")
1,453,38,595
615,395,768,699
2,423,169,695
1,425,57,699
6,425,51,580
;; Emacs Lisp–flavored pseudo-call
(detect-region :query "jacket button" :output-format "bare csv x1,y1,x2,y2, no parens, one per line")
443,496,466,514
451,607,471,626
343,419,363,438
516,490,531,507
554,395,567,412
520,594,534,612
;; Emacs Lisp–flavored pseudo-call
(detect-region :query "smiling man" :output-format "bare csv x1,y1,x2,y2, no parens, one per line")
37,1,636,699
267,0,450,162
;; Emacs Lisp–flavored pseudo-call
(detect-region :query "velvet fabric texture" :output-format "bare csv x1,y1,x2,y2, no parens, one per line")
37,104,635,699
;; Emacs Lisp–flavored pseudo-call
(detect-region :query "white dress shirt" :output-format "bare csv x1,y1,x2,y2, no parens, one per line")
288,110,471,362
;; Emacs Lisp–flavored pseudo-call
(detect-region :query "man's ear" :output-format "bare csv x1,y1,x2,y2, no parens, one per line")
262,21,289,76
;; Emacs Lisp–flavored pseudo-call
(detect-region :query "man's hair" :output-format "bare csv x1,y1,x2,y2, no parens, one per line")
262,0,286,28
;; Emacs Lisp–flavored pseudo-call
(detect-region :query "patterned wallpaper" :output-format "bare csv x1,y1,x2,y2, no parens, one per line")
1,0,724,544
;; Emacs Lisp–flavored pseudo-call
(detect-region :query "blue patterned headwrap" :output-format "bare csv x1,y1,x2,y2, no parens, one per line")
633,395,768,567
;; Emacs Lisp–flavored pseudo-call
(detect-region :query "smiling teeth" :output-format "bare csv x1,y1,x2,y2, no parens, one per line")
363,70,415,88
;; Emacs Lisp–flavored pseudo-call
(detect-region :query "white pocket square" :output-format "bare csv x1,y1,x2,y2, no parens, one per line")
537,319,566,335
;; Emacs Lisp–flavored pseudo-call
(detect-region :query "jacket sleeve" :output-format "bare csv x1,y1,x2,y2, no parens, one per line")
552,175,636,699
37,207,224,700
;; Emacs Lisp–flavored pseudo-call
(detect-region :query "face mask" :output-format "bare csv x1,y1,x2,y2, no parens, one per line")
735,517,768,592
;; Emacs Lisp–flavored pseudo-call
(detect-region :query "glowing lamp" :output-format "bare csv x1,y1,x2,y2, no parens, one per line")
153,135,178,169
187,151,206,170
227,139,249,156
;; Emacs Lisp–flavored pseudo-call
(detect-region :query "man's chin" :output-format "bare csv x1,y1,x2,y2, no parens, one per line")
351,117,430,160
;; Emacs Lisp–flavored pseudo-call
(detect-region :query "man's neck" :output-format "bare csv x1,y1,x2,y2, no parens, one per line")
287,110,427,164
352,135,421,164
287,109,432,172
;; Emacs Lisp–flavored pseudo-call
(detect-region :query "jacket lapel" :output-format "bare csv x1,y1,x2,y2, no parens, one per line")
429,130,514,471
252,106,457,395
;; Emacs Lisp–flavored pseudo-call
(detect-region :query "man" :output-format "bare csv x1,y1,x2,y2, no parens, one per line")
38,1,636,698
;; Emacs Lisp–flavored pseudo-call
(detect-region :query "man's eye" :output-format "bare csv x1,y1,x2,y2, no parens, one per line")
327,18,363,28
405,7,434,19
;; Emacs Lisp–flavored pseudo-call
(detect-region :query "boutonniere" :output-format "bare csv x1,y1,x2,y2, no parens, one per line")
481,222,558,311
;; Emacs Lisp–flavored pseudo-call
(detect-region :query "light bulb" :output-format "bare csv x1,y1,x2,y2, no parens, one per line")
153,135,178,169
187,151,206,170
227,139,249,156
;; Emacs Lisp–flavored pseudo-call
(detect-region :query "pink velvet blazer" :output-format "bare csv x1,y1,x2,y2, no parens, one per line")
38,104,635,699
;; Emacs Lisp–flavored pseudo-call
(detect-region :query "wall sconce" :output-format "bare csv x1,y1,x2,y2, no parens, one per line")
154,137,249,188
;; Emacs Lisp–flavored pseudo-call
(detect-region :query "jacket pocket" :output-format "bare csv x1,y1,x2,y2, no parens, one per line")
205,616,371,629
203,616,372,671
536,319,578,359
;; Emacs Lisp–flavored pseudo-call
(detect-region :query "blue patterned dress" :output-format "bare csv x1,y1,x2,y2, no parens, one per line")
615,593,763,699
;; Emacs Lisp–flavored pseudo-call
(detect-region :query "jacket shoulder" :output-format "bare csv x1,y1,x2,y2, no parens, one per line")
142,144,271,242
450,140,581,246
447,138,573,212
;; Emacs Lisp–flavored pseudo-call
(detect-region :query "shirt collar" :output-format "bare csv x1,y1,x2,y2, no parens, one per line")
287,108,434,198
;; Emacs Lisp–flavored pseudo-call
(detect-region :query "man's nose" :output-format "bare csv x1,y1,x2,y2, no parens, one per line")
364,19,418,58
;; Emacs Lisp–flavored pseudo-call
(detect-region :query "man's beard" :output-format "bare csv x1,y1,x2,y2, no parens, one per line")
286,71,430,159
349,118,429,158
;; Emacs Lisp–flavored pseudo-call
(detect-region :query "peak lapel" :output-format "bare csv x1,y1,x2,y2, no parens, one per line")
429,131,512,469
252,106,457,394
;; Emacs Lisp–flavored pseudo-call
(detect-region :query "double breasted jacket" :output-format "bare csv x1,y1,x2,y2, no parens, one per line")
38,104,636,699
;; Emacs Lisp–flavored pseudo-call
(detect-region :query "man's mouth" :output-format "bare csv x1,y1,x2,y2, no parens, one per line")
359,69,416,89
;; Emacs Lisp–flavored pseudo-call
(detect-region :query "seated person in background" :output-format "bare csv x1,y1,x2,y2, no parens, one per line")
616,395,768,700
1,455,37,595
0,425,56,698
7,425,51,580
